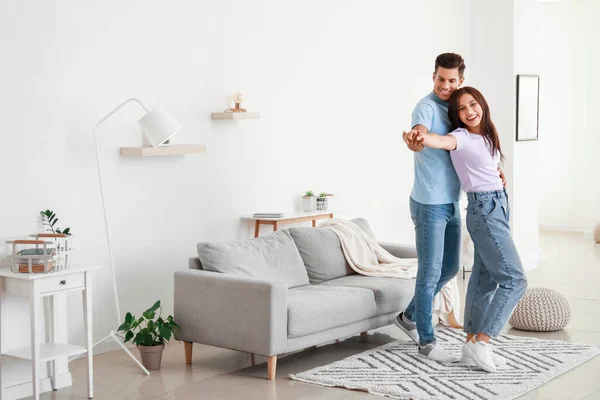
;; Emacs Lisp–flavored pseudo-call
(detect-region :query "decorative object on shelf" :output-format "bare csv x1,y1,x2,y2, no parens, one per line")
510,287,571,331
92,97,185,376
302,190,317,212
6,233,73,273
594,223,600,244
230,92,247,112
40,209,72,236
117,300,179,370
516,74,540,141
316,193,333,212
211,92,260,120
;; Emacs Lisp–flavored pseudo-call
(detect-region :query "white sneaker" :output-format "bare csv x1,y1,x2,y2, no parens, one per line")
462,339,496,372
462,351,506,367
393,312,419,345
418,343,460,363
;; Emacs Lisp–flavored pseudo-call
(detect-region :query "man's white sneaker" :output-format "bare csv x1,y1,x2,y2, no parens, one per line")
393,312,419,345
418,343,459,363
462,339,496,372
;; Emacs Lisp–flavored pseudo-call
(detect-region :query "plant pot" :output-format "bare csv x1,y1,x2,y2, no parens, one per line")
316,197,328,211
138,344,164,370
301,196,316,212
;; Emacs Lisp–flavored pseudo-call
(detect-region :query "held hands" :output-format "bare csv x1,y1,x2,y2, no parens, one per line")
403,129,424,152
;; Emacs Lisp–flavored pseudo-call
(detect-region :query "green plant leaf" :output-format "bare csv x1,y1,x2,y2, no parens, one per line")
117,322,130,332
63,227,70,235
125,312,134,324
145,300,161,314
143,311,155,320
159,326,172,340
124,331,134,343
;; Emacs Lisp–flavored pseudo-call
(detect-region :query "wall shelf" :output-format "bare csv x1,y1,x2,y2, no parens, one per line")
120,144,206,157
211,112,259,120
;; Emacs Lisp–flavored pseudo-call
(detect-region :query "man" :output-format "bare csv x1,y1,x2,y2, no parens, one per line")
393,53,465,363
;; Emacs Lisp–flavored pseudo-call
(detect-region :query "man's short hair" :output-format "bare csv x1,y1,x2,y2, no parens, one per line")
434,53,466,78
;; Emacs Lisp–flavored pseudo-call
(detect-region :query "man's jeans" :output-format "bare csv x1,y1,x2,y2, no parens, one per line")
404,198,461,346
463,190,527,337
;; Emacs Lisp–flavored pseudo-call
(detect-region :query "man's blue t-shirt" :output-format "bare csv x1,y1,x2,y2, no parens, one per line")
410,91,461,205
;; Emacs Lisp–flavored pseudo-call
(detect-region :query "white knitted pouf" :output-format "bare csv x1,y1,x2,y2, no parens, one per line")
594,223,600,244
510,287,571,332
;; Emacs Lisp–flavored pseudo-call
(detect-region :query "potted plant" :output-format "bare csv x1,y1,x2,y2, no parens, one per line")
117,300,179,370
316,192,332,211
39,209,72,236
301,190,316,212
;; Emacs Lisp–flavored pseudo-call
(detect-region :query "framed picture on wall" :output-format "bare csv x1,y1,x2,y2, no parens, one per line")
516,74,540,141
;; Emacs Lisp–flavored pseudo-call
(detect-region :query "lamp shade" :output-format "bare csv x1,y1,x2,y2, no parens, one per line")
138,108,182,148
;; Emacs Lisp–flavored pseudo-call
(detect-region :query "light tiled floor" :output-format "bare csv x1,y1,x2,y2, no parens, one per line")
38,230,600,399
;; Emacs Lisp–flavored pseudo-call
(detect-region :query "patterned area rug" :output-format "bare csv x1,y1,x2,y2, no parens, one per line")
289,327,600,400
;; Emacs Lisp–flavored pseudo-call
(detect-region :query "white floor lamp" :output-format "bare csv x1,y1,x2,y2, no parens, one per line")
90,98,181,375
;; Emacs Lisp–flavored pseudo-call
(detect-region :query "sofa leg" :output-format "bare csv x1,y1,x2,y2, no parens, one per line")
250,353,256,366
184,341,193,364
267,356,277,380
360,331,368,337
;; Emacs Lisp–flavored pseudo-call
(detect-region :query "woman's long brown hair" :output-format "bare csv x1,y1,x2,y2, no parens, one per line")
448,87,504,161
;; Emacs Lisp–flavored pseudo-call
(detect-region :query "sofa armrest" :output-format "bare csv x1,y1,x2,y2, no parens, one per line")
174,270,288,356
378,241,418,259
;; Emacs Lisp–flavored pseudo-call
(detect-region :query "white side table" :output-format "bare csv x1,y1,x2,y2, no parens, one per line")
0,266,98,400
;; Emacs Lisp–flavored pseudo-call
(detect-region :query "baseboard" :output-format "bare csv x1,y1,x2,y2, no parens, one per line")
539,224,585,233
4,372,72,400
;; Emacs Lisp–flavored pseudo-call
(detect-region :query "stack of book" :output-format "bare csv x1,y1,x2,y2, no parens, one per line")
253,213,284,218
16,248,56,273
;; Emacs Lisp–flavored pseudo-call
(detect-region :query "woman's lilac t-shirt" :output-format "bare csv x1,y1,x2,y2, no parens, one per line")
449,128,503,193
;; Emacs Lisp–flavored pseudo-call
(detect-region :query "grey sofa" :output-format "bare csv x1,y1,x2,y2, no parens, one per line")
173,218,416,379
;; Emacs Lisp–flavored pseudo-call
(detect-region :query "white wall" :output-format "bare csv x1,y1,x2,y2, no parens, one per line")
468,0,541,270
0,0,472,354
512,0,541,269
539,0,599,233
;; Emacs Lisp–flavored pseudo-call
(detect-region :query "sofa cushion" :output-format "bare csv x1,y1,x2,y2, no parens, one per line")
287,227,355,284
197,230,310,288
318,275,415,315
349,217,376,240
287,285,376,338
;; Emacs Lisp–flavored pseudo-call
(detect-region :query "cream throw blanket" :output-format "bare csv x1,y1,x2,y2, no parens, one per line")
319,218,462,328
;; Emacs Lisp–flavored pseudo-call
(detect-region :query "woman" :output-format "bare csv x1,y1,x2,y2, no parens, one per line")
411,86,528,372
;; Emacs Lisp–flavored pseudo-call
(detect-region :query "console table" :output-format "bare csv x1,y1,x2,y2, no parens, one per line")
243,211,335,237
